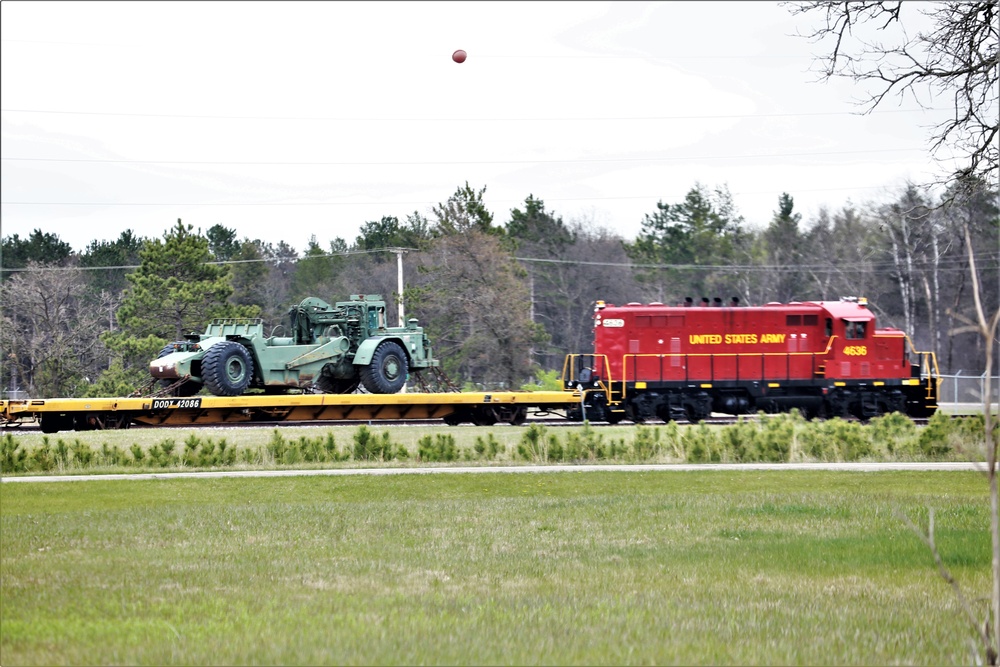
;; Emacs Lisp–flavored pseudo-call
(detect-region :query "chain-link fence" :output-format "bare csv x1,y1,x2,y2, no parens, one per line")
1,389,29,400
937,373,1000,406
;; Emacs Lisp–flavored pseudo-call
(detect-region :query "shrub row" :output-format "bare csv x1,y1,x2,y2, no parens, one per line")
0,425,509,474
511,411,989,464
0,412,989,474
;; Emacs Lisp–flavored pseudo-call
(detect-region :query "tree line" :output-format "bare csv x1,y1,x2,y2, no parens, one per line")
1,179,997,398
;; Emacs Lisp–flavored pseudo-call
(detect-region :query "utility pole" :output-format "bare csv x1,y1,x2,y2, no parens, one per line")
388,248,409,393
391,248,406,327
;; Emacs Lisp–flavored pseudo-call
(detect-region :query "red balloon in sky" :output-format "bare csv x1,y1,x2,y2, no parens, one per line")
452,49,467,63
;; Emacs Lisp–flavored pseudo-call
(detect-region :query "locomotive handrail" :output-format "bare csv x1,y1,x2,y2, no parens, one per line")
904,334,942,382
614,335,843,395
820,335,837,357
618,350,829,399
562,354,614,406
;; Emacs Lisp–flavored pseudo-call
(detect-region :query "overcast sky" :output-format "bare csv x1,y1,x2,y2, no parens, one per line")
1,0,956,254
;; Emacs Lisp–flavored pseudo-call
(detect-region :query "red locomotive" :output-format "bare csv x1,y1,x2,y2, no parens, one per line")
563,296,940,422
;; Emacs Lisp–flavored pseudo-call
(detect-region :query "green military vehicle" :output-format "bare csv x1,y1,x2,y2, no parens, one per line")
149,294,438,396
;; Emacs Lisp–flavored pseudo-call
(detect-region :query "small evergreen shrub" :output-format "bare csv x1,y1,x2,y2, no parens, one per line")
353,426,395,461
2,434,27,473
800,421,837,461
918,411,953,458
631,426,662,461
54,439,70,466
474,434,503,459
683,423,719,463
517,424,548,462
98,442,126,467
757,413,794,462
267,430,288,463
546,435,564,462
418,434,458,462
868,412,918,457
719,418,757,462
30,440,55,472
70,439,93,466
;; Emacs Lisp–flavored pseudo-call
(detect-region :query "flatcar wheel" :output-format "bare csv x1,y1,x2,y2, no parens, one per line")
39,413,73,434
472,407,498,426
443,410,466,426
508,407,528,426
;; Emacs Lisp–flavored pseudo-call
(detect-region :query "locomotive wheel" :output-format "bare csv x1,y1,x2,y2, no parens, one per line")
155,343,203,396
202,342,255,397
360,341,408,394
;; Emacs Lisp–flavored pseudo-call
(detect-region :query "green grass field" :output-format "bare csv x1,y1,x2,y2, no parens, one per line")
0,470,989,665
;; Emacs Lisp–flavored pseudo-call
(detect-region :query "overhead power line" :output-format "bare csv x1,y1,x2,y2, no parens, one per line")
0,107,946,122
0,147,926,168
3,248,996,275
0,181,937,209
0,181,938,208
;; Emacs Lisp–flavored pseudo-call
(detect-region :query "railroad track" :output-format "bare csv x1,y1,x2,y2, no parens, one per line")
4,414,933,432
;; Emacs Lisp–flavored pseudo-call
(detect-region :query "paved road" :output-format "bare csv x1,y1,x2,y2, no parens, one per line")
1,461,989,483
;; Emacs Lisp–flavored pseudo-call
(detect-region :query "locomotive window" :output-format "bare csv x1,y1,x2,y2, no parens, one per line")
803,315,818,326
825,318,833,337
844,320,868,339
786,315,801,326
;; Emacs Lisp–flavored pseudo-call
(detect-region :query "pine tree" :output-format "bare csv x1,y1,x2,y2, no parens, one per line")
101,220,258,375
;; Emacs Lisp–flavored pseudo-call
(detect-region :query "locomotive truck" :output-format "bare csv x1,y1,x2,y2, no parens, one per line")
564,296,940,423
150,294,438,397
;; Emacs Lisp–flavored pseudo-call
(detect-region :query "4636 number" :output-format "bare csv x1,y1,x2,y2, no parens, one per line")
843,345,868,356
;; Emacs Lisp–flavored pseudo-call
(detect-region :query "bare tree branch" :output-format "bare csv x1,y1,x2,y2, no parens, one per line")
785,1,999,192
898,507,996,663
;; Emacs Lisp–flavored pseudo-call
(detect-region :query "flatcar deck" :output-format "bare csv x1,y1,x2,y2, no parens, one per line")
0,391,583,432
